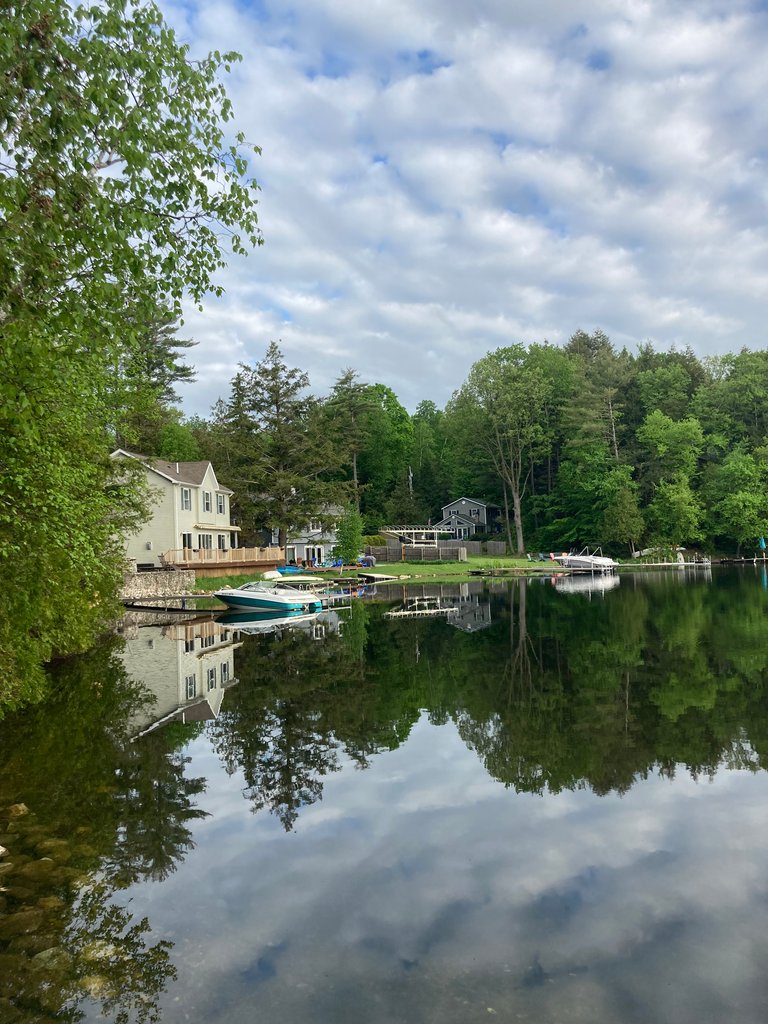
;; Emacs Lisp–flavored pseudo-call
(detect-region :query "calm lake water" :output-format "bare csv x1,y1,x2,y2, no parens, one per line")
3,567,768,1023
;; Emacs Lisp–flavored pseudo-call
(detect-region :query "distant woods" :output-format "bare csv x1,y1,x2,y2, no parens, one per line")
165,331,768,559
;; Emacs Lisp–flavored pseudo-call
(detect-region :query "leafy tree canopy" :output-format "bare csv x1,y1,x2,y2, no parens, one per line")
0,0,261,693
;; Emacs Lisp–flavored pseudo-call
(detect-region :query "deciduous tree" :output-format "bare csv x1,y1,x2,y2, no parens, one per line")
1,0,261,695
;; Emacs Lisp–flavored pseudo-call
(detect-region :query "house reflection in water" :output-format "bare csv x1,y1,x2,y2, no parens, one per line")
389,582,493,633
445,582,493,632
117,615,241,738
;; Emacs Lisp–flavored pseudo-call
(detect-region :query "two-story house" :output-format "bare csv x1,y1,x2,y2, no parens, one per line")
433,497,498,539
111,450,240,568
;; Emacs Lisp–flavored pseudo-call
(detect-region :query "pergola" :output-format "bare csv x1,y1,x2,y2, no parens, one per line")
379,526,443,547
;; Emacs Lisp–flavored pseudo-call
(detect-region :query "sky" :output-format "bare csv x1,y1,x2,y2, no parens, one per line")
163,0,768,418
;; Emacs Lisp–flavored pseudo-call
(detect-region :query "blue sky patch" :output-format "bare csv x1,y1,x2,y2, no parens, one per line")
396,48,452,75
588,49,612,71
306,49,354,80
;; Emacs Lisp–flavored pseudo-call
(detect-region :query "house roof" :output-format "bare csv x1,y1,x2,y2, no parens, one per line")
111,450,233,494
435,513,476,528
441,497,488,512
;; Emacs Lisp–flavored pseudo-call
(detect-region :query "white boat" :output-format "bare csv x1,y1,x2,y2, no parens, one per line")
213,581,323,613
554,548,618,573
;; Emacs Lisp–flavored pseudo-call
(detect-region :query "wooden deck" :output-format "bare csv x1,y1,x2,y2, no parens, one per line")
161,546,284,577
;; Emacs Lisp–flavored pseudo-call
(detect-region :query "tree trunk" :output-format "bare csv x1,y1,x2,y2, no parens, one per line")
512,485,525,555
607,394,620,461
501,479,515,553
352,450,360,512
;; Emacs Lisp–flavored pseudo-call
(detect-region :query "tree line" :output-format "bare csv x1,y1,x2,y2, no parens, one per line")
134,329,768,561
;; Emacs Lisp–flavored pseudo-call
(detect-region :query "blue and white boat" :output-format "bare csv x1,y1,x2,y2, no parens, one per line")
213,581,323,613
217,609,320,634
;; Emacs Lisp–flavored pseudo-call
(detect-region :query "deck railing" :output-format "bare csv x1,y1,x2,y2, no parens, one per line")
162,546,284,566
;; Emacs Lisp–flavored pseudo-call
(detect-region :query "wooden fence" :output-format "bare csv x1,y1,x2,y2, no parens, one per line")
365,544,468,562
485,541,507,556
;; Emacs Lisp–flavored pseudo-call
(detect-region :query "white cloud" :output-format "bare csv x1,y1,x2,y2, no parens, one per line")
162,0,768,416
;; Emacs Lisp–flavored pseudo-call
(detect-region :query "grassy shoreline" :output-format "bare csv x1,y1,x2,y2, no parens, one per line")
191,556,560,593
190,551,725,597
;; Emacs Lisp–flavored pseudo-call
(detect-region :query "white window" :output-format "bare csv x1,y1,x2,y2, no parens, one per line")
184,638,195,653
203,491,212,513
182,532,193,550
218,534,227,550
308,519,321,532
221,662,230,684
217,493,225,515
185,673,197,699
200,534,212,550
207,667,217,691
181,488,191,511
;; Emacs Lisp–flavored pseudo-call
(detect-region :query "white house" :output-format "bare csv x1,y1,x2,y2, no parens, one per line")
111,450,240,568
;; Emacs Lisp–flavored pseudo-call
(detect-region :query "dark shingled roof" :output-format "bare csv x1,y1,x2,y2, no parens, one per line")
147,458,213,486
114,450,233,494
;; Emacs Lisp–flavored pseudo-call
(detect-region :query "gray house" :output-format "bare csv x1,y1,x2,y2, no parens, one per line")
434,497,498,539
271,504,346,565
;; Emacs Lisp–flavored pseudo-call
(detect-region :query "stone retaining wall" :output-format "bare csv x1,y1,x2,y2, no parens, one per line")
120,569,196,601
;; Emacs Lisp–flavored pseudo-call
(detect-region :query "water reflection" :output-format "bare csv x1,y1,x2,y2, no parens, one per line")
0,638,189,1023
117,615,240,738
551,571,621,596
382,582,493,631
3,571,768,1022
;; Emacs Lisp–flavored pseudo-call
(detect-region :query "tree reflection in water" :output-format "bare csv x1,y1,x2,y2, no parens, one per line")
3,572,768,1019
0,637,203,1023
210,572,768,826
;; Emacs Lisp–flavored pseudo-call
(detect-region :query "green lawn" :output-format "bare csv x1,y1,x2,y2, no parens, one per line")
191,555,560,592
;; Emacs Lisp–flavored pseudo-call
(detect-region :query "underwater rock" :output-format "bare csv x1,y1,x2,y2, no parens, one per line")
32,944,72,971
8,934,60,957
0,907,45,939
16,859,56,883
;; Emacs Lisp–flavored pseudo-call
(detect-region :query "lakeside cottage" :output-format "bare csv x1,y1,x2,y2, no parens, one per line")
111,450,241,569
433,497,499,539
269,504,346,565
